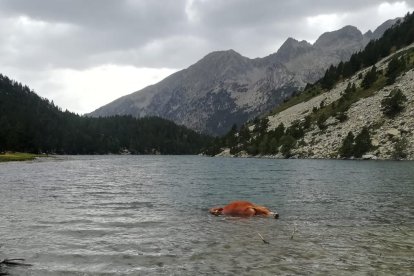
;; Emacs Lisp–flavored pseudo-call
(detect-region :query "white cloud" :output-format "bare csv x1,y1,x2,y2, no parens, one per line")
306,13,349,40
378,1,411,19
3,65,177,114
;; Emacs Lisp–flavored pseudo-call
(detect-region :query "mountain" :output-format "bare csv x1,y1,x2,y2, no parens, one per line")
207,12,414,160
0,74,211,154
90,19,398,136
364,18,401,40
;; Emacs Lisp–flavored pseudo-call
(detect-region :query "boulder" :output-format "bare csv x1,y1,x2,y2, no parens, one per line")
386,128,400,137
362,154,377,160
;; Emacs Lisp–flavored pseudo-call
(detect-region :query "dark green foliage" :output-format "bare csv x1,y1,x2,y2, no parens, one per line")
335,112,348,122
0,74,211,154
272,123,285,139
320,65,337,90
286,120,305,139
203,137,222,156
258,134,269,154
303,115,311,129
353,127,372,158
316,113,328,130
386,56,406,84
268,138,279,154
339,132,355,158
279,135,296,158
254,118,269,134
381,88,408,117
339,128,372,158
361,66,378,89
343,82,357,99
392,137,408,159
238,124,251,142
224,123,238,148
246,144,258,155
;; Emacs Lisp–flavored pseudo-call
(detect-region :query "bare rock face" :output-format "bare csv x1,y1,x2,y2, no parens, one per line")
89,20,397,136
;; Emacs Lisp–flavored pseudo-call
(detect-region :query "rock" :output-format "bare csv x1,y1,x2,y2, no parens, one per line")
362,154,377,160
216,148,233,157
386,128,400,137
400,127,410,134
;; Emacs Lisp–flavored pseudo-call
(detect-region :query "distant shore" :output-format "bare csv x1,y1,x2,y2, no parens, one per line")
0,152,43,162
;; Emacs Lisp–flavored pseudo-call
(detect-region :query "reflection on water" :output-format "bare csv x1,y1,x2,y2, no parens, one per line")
0,156,413,275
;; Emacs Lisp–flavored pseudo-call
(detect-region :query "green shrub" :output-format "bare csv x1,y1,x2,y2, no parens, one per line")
317,114,328,130
353,127,372,158
280,135,296,158
361,66,378,89
381,88,408,117
335,112,348,122
392,137,408,160
339,132,354,158
339,127,372,158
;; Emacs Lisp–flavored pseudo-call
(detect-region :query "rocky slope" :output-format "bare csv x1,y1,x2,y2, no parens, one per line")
219,43,414,160
288,51,414,160
90,20,397,136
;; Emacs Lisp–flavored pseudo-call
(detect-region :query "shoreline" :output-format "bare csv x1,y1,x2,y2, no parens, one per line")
213,149,414,161
0,152,43,162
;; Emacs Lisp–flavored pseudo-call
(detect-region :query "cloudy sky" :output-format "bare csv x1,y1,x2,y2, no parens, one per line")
1,0,413,114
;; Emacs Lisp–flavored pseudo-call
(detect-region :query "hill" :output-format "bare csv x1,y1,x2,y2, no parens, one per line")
89,20,397,136
206,12,414,160
0,75,211,155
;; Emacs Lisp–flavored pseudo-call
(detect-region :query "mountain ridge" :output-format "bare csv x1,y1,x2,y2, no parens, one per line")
206,12,414,159
90,18,400,136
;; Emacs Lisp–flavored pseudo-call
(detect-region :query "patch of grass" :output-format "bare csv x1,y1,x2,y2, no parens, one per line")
0,152,41,162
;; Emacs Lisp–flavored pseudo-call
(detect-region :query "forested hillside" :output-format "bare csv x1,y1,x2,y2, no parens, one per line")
0,75,211,154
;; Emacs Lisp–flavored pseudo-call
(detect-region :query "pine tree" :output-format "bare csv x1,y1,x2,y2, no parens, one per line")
361,65,378,89
381,88,408,117
353,127,372,158
339,132,355,158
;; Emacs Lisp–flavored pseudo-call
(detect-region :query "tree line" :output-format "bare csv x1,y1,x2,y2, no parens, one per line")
0,74,212,154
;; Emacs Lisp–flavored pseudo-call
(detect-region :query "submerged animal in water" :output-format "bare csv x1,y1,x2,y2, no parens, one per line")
209,201,279,218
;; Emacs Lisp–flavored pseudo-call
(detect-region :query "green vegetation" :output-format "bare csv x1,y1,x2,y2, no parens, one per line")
339,132,355,158
338,127,373,158
0,152,40,162
392,137,408,160
381,88,408,117
0,74,212,155
361,66,378,89
386,55,408,84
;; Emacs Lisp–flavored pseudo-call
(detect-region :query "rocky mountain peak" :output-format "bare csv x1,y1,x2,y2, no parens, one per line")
371,18,401,40
275,37,312,63
189,49,252,79
314,25,363,49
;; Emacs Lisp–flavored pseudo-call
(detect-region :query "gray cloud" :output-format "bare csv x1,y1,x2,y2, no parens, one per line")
1,0,413,114
0,0,413,70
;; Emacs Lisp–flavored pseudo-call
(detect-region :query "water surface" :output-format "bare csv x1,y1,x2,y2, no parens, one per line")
0,156,413,275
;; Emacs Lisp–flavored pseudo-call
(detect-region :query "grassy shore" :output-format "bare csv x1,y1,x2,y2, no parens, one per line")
0,152,42,162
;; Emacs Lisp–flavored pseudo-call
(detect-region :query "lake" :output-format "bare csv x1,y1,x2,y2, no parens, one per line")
0,156,413,275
